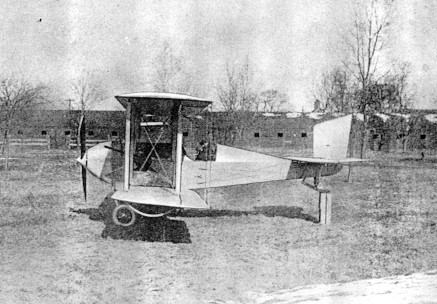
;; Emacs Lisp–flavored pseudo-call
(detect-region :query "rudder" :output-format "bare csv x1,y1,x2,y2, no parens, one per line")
313,115,352,159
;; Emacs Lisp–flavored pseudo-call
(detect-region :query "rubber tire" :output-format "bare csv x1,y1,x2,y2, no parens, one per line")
112,204,136,227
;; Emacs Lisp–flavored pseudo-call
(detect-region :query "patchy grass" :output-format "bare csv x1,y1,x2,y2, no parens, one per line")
0,148,437,303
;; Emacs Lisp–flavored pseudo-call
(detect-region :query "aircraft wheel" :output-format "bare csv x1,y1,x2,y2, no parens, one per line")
113,204,136,227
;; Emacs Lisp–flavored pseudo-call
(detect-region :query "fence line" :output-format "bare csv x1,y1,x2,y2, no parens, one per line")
0,137,111,150
0,137,50,149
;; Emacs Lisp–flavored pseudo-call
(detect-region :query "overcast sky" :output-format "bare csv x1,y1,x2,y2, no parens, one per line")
1,0,436,111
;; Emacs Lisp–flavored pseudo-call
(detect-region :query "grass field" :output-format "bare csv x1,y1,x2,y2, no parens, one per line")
0,148,437,303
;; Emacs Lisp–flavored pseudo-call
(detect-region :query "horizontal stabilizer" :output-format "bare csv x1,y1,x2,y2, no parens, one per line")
288,156,368,165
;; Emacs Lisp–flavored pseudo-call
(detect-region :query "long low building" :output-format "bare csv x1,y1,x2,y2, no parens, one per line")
2,97,437,154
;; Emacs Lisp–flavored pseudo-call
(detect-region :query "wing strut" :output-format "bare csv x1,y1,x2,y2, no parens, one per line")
78,114,87,200
123,103,133,191
174,103,183,194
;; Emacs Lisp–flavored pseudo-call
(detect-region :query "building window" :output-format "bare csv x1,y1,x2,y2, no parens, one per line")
183,131,189,137
111,131,118,137
41,130,47,136
254,132,260,138
88,130,94,136
65,130,71,136
420,134,426,140
277,133,283,138
301,133,307,138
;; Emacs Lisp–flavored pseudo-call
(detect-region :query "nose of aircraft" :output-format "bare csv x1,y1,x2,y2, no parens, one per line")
76,141,112,182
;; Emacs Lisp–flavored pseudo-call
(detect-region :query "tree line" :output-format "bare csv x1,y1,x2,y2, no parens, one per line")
313,0,417,157
0,1,427,159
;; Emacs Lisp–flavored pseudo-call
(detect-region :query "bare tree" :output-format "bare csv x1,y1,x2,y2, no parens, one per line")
383,61,415,111
343,0,393,88
315,67,355,114
382,61,416,150
214,58,260,145
0,74,47,172
70,70,106,114
152,42,195,94
259,89,288,112
216,63,239,112
70,70,107,152
216,58,259,112
341,0,394,157
319,62,413,114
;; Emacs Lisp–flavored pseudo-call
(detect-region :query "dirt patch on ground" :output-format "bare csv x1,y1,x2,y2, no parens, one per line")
1,149,437,303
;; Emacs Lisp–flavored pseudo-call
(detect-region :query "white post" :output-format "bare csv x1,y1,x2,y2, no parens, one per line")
319,192,332,225
175,132,183,194
175,105,183,194
124,103,131,191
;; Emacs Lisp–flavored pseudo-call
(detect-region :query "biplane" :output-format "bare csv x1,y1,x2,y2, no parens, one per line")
77,92,363,227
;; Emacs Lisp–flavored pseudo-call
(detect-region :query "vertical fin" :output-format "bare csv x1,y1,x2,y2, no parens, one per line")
313,115,352,159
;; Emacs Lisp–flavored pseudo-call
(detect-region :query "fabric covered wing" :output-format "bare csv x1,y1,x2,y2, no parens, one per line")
182,145,292,189
181,160,292,189
111,186,209,209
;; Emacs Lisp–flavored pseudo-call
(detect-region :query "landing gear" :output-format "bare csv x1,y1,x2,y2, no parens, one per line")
112,201,176,227
113,204,136,227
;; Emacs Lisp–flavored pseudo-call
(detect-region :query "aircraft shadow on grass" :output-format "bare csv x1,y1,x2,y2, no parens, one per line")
71,197,318,244
71,197,192,244
400,156,437,163
176,206,318,223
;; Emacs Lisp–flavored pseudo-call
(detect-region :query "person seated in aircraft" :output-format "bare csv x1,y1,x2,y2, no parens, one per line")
195,140,216,161
195,140,208,161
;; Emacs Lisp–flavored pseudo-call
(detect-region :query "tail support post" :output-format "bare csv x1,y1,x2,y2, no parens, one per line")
302,180,332,225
